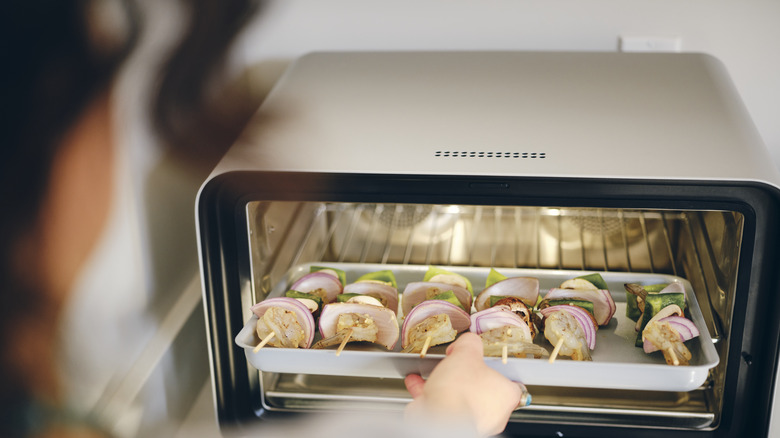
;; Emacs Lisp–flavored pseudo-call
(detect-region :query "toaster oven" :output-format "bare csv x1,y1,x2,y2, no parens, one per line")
196,51,780,437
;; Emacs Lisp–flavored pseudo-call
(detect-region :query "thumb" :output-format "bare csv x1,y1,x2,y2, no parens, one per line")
445,332,483,357
404,373,426,399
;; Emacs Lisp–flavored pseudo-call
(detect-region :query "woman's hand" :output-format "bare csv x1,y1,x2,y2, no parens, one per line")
404,332,524,436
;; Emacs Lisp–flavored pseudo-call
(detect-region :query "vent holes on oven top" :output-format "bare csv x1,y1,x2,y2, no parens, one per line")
434,150,547,159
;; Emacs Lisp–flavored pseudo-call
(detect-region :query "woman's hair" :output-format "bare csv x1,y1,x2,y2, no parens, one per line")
0,0,260,434
154,0,263,168
1,2,136,426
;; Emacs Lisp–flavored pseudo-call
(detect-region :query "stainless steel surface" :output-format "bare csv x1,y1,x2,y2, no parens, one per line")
261,373,714,429
243,201,744,430
211,53,779,190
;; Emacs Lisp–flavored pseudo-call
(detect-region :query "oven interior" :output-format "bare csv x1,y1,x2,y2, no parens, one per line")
235,201,743,431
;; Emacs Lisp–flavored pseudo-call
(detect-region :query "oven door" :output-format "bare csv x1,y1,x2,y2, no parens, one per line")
197,171,780,437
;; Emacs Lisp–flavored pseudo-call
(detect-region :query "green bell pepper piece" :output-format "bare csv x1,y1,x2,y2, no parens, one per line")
626,284,668,322
576,273,608,290
335,293,362,303
485,268,508,288
432,290,466,311
488,295,510,308
285,290,323,310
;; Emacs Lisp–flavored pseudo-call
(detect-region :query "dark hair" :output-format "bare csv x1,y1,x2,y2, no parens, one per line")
0,0,260,434
1,2,137,428
154,0,263,169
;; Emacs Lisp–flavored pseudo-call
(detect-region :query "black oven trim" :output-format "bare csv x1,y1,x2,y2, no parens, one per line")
197,171,780,437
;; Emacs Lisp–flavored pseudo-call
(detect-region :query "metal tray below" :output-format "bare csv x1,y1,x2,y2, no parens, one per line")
235,263,719,392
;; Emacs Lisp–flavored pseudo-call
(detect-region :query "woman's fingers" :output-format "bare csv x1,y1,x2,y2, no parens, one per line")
445,332,483,358
404,373,426,399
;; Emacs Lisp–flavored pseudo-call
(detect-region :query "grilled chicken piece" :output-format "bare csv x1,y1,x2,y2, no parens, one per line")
543,310,592,361
256,307,308,348
643,320,692,366
311,313,379,349
401,314,457,353
479,326,549,359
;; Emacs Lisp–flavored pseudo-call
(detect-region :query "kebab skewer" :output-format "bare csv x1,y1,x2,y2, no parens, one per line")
250,297,316,350
288,266,345,305
544,273,616,326
539,304,597,362
312,301,399,355
470,305,549,363
625,283,699,365
401,300,471,356
399,267,475,356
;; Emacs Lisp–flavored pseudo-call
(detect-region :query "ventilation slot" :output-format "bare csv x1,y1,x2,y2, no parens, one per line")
435,151,547,159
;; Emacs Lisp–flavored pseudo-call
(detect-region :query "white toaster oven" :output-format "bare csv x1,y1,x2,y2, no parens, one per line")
197,51,780,437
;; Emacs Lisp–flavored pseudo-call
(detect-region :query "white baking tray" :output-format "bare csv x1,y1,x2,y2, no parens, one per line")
235,263,719,392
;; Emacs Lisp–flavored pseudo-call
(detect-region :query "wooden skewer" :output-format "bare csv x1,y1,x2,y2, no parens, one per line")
548,338,564,364
253,332,276,353
667,347,680,366
335,328,353,356
419,336,432,358
503,328,512,364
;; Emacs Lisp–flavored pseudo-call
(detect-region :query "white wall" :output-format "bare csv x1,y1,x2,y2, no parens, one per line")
235,0,780,170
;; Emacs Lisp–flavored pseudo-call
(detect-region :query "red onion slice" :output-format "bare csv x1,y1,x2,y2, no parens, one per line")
251,297,316,348
401,300,471,348
643,316,700,353
663,316,699,338
474,277,539,311
401,282,472,316
544,288,615,326
470,307,531,339
600,289,616,322
318,302,400,350
540,305,597,350
343,282,399,313
291,272,343,304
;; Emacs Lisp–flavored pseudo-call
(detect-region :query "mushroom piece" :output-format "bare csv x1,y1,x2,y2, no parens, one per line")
343,281,399,313
492,297,537,338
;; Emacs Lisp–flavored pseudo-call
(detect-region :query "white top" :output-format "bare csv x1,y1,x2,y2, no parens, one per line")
209,51,780,189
